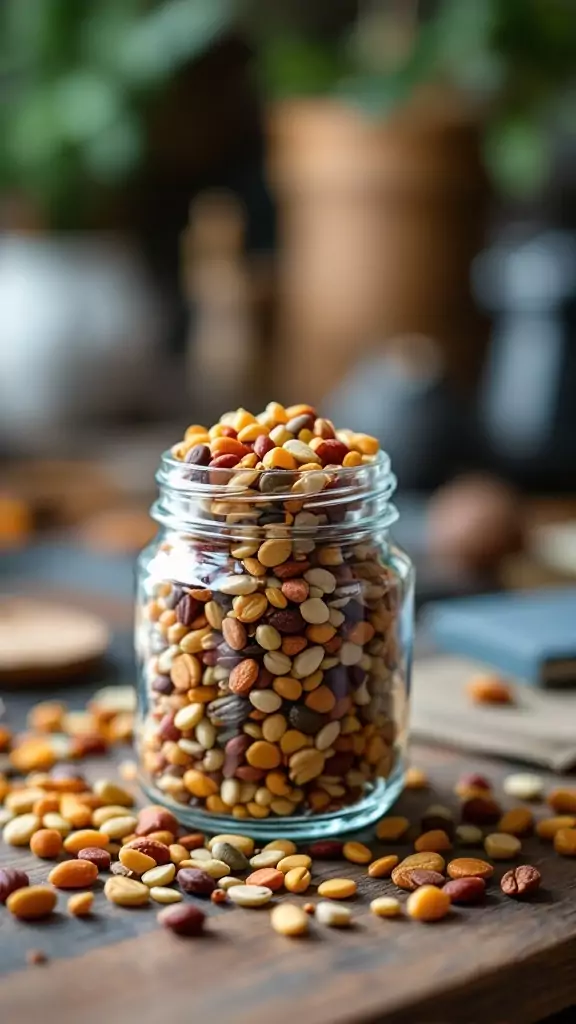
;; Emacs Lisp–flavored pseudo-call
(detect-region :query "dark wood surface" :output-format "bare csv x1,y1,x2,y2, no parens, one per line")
1,739,576,1024
1,580,576,1024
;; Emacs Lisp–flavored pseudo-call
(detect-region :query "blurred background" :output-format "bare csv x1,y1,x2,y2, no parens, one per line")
2,0,576,605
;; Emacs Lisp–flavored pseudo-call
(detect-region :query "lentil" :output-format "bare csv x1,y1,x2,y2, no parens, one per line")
227,884,273,907
370,896,402,918
271,902,310,937
67,892,94,916
316,901,352,928
484,833,521,860
503,773,544,802
406,885,451,922
368,855,399,878
317,878,357,900
554,828,576,856
7,886,57,920
284,867,311,893
447,858,494,880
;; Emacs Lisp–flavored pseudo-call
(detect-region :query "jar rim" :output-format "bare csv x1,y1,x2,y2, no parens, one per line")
152,449,398,536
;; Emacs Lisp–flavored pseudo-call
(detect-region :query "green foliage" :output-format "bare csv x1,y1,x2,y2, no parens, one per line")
0,0,234,224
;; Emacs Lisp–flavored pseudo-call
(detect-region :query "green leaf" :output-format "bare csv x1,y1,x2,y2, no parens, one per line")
484,115,550,196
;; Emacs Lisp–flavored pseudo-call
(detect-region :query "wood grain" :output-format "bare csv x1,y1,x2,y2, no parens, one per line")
1,743,576,1024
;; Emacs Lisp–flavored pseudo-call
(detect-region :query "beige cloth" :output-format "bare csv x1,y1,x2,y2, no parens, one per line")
411,654,576,772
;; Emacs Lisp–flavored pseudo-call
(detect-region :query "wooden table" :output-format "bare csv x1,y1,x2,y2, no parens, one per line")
1,572,575,1024
1,737,575,1024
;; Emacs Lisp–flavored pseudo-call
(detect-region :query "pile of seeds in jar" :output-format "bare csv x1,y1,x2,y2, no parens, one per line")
139,402,404,821
1,733,576,947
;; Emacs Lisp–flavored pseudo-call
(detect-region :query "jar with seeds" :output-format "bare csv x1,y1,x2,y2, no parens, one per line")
135,403,413,839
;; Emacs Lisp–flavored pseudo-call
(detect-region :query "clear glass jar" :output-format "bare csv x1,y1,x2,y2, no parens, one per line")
135,450,414,839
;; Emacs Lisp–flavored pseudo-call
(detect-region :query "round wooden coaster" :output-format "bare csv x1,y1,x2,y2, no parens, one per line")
0,597,110,685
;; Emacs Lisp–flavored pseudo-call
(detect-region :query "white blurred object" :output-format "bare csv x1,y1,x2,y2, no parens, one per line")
0,235,163,439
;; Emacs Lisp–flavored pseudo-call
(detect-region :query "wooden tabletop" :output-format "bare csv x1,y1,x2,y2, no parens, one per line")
1,739,575,1024
1,569,575,1024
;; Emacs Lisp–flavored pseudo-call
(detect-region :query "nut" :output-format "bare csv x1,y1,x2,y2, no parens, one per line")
271,902,310,936
554,827,576,856
500,865,541,897
178,867,216,895
158,903,205,935
391,853,445,890
104,876,150,906
68,892,95,916
6,885,57,920
370,896,402,918
368,855,399,879
316,878,357,899
483,833,521,860
443,877,486,904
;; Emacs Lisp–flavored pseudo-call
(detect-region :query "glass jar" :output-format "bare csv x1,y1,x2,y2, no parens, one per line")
135,450,413,840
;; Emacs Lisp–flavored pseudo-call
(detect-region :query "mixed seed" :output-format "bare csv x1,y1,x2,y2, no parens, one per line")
138,402,407,823
1,726,575,947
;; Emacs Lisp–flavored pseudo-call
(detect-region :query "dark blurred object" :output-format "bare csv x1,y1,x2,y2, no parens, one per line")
78,507,156,555
475,229,576,491
326,336,481,489
427,474,524,573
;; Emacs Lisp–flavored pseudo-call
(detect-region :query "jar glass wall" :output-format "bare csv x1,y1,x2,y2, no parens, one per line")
135,452,413,839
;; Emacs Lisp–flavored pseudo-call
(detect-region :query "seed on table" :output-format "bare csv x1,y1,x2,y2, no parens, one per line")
246,741,281,771
64,829,111,855
554,828,576,856
447,858,494,880
104,876,150,907
461,796,501,826
3,813,40,847
174,704,204,731
271,902,310,937
209,834,255,857
219,876,244,890
466,673,514,705
262,838,297,856
308,840,344,859
42,813,72,837
500,865,542,897
249,690,283,715
368,855,399,879
67,892,94,916
414,830,452,853
246,868,284,891
93,780,133,807
370,896,403,918
455,825,483,846
277,854,312,873
169,844,190,865
497,808,533,836
141,863,176,887
158,903,205,936
7,885,57,920
548,788,576,814
391,852,446,891
178,868,216,895
93,805,136,827
119,847,157,875
250,850,284,869
211,841,250,873
503,773,544,801
406,885,451,922
186,858,230,880
211,888,227,904
484,833,521,860
227,884,274,907
284,867,311,893
30,828,63,859
376,816,411,842
77,847,111,872
316,901,352,928
48,860,98,889
0,868,30,903
150,886,183,905
111,863,136,879
443,877,486,904
536,816,576,840
343,841,372,865
317,878,357,900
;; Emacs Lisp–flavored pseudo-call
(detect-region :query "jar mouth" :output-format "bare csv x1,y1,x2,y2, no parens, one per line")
153,449,398,536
